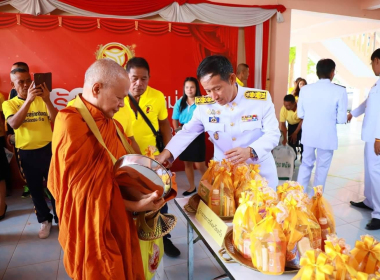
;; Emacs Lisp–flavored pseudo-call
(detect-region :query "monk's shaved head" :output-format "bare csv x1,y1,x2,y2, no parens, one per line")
83,59,130,118
84,58,128,89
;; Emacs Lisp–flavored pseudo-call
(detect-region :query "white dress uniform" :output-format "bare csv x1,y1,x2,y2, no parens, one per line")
351,78,380,219
165,85,281,189
297,79,348,195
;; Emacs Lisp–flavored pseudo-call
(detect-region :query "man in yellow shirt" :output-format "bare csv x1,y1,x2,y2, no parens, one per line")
125,57,179,257
67,96,141,154
279,95,303,160
2,67,58,238
236,63,249,87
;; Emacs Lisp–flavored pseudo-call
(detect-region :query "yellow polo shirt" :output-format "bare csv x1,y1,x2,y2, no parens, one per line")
2,96,52,150
236,77,244,87
67,97,134,137
0,93,5,137
279,106,301,125
129,86,168,155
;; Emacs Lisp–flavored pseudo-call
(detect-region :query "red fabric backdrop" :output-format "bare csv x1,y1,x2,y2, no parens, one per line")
0,13,239,171
46,0,286,16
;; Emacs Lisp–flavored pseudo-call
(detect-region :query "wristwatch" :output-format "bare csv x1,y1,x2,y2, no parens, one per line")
249,147,258,159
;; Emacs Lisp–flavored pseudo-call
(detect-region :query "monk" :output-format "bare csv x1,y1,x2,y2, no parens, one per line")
48,58,165,280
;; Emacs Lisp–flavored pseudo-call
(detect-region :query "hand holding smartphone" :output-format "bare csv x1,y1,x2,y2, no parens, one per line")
34,73,52,92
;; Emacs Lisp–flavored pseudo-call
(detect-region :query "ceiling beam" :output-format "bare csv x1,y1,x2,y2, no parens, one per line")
361,0,380,10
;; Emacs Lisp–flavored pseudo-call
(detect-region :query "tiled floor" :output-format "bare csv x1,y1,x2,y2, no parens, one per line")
0,120,374,280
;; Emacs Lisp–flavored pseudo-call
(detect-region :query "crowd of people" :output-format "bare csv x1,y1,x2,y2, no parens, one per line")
0,50,380,279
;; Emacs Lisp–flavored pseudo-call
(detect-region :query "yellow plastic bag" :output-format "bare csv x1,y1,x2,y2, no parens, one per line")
311,186,336,236
139,238,164,280
233,192,262,259
277,181,304,202
283,196,322,269
209,163,235,217
292,250,334,280
250,207,287,275
200,160,219,184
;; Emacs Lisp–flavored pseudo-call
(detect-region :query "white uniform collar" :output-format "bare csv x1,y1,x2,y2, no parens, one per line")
224,85,243,108
318,79,332,83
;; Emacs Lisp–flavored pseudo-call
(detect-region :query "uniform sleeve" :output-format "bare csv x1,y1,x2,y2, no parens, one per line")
297,88,305,119
2,100,17,119
165,106,204,160
279,106,287,123
336,88,348,124
124,103,134,137
250,94,281,160
172,99,180,120
157,92,168,121
351,100,367,117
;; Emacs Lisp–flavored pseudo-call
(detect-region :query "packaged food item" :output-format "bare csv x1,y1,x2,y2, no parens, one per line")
319,218,331,249
233,193,262,259
311,186,336,235
351,235,380,274
276,181,304,201
324,240,350,280
144,146,157,159
283,195,322,269
250,206,287,275
198,161,219,204
293,250,334,280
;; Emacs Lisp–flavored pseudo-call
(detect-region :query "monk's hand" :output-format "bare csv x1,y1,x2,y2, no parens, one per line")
225,147,251,164
375,140,380,156
155,149,173,169
138,191,165,212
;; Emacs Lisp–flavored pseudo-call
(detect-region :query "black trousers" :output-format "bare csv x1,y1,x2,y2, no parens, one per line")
18,143,57,223
288,123,303,158
0,136,11,192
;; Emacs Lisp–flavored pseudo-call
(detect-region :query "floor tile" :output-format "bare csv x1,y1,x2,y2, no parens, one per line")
3,260,59,280
0,225,24,247
57,259,71,280
18,223,59,244
344,183,365,195
0,208,32,228
210,256,226,275
8,239,61,268
332,203,371,223
349,219,380,240
323,193,344,206
336,224,372,249
0,244,16,270
325,188,365,203
169,218,187,239
334,216,348,227
163,236,208,268
0,269,4,279
165,258,221,280
325,176,361,189
60,249,63,260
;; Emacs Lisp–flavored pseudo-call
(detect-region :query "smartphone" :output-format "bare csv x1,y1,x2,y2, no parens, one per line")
34,73,52,92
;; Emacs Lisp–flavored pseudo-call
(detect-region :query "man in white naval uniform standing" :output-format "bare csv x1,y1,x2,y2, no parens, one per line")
155,55,280,189
297,59,348,196
349,49,380,230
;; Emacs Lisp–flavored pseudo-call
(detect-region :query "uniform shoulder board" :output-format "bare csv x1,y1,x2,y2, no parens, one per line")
195,96,215,105
333,83,346,88
244,90,267,101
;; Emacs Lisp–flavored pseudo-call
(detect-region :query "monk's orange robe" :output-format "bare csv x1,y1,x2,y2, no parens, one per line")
48,97,144,280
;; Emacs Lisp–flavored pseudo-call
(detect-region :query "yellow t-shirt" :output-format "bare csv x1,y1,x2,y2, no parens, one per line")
236,77,244,87
2,96,52,150
129,86,168,155
0,93,5,137
67,96,134,137
279,105,301,125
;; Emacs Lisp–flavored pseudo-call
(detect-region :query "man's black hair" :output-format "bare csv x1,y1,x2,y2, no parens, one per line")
371,49,380,61
284,94,296,103
316,59,336,79
197,55,233,82
10,68,28,75
12,62,29,72
126,57,150,75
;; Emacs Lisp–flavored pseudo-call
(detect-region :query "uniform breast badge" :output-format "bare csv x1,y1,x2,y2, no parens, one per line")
213,132,219,140
244,90,267,101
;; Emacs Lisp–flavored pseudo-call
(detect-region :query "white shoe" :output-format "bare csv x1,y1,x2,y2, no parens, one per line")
39,221,52,239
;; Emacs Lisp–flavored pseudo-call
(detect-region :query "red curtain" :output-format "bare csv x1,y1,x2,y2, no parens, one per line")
261,20,270,90
56,0,285,16
244,25,256,88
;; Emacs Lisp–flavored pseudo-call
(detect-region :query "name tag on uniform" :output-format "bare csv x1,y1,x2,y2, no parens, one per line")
241,115,258,122
209,117,220,123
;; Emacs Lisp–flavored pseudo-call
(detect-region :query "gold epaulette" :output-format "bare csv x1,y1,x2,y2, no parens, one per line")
195,96,215,105
244,90,267,101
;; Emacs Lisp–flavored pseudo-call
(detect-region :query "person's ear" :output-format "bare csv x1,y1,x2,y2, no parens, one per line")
10,81,14,88
230,73,237,85
92,83,101,97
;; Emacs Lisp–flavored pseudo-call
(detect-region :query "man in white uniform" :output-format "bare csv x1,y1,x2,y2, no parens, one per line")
155,56,280,189
349,49,380,230
297,59,348,196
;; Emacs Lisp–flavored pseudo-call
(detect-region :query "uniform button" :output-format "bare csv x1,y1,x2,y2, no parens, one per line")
230,122,234,126
232,137,236,141
230,107,234,111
